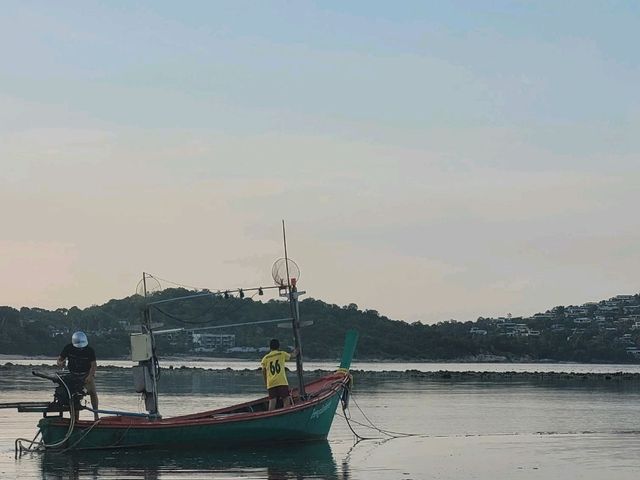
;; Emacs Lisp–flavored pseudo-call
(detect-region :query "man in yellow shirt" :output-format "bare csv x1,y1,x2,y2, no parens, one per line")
261,338,298,411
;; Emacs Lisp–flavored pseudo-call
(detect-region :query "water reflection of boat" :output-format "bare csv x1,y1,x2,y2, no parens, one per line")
39,440,343,480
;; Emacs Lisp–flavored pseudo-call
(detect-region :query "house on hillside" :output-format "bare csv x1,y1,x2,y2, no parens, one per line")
595,317,608,328
619,334,635,345
626,347,640,358
565,307,589,318
226,346,257,353
614,295,635,303
498,322,516,335
470,327,488,335
192,333,235,352
574,317,591,325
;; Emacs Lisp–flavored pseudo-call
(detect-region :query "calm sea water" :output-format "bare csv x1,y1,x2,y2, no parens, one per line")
1,363,640,479
7,357,640,373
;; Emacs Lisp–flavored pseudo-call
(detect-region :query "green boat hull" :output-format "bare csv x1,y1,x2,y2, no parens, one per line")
38,330,358,451
38,376,345,450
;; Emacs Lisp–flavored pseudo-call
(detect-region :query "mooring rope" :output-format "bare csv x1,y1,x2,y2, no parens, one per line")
349,393,421,438
340,391,640,442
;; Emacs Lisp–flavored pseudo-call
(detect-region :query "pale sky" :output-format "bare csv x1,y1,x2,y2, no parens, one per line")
1,1,639,323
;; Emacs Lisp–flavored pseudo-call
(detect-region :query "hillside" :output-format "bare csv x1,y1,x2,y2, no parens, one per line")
1,290,640,362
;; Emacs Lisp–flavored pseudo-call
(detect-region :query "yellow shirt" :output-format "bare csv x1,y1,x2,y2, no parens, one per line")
261,350,291,389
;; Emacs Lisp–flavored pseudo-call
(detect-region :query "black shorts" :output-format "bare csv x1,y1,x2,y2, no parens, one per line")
268,385,290,399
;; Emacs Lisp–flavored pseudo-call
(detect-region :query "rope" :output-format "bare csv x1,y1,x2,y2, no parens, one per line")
55,418,103,453
109,422,133,447
305,380,344,400
341,392,640,441
336,386,423,442
337,410,382,441
349,394,421,438
15,373,78,455
14,430,42,457
336,379,383,441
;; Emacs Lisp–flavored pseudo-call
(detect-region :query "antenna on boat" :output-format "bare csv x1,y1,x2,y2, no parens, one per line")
136,274,161,298
142,272,148,298
278,220,307,399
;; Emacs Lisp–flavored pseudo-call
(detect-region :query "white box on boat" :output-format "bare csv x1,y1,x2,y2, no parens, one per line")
130,333,153,362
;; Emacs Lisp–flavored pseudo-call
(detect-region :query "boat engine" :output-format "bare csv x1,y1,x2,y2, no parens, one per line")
32,371,86,412
51,373,86,411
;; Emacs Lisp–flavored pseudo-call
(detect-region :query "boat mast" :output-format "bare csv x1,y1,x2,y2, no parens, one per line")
141,272,160,416
282,221,306,398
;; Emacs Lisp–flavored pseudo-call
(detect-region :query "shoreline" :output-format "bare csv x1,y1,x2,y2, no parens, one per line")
3,362,640,382
0,354,637,365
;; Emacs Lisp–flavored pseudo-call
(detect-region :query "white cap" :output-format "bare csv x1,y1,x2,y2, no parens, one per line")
72,331,88,348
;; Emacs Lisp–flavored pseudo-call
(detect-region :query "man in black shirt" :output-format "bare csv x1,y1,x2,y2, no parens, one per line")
57,331,99,420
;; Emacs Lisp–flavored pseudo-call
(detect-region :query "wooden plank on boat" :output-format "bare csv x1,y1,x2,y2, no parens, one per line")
0,401,51,410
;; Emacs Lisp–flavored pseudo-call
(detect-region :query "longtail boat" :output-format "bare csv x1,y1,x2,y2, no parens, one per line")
4,223,359,452
35,333,357,450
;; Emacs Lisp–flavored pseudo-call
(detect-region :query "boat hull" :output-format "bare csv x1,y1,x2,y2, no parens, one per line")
38,373,347,450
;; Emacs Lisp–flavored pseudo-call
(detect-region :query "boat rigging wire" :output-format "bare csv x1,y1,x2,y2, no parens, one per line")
150,297,254,326
141,272,283,327
149,292,254,325
150,303,224,325
143,273,281,300
149,290,264,326
153,316,295,335
146,285,280,306
143,274,208,292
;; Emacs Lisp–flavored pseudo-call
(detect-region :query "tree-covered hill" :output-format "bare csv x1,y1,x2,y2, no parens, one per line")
1,290,639,362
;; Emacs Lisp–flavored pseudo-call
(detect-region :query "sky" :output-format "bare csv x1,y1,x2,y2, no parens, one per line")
1,1,639,323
